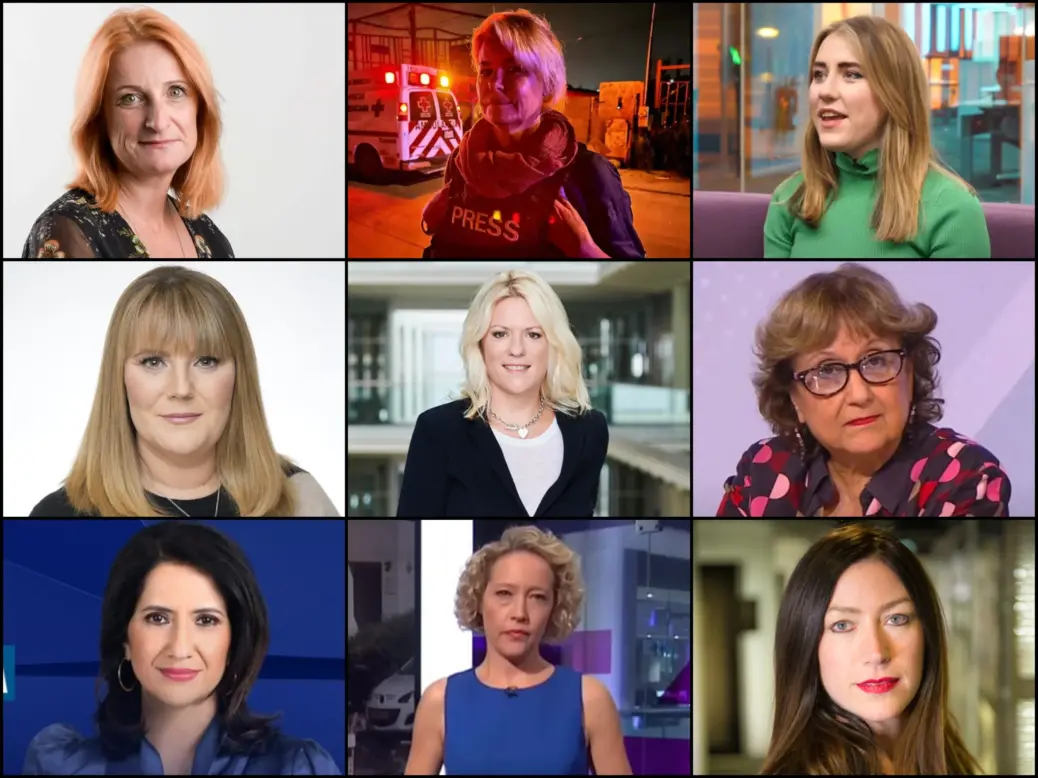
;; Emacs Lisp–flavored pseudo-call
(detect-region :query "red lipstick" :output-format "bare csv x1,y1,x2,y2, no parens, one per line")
857,677,899,694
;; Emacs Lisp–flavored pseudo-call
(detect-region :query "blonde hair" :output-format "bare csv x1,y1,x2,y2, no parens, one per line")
752,263,944,459
470,8,568,110
776,15,977,243
457,268,592,422
65,6,226,221
62,266,300,517
455,525,585,645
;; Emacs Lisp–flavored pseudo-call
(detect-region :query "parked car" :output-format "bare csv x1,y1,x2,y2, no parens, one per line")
365,657,416,733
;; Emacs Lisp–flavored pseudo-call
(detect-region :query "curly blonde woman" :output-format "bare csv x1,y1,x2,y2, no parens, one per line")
396,269,608,517
404,525,632,775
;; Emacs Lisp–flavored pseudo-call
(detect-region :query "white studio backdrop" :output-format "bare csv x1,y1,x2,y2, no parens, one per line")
1,260,346,517
1,2,346,259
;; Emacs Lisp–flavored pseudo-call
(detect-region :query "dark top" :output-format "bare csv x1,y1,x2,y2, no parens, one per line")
716,421,1011,517
443,665,589,775
426,143,645,258
28,463,310,517
22,188,234,258
396,398,609,517
22,716,341,775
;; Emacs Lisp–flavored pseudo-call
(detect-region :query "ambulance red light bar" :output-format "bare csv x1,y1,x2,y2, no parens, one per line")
384,72,396,85
419,73,430,85
439,74,450,88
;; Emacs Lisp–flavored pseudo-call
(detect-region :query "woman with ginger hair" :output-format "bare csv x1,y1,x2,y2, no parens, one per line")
420,8,644,259
22,7,233,258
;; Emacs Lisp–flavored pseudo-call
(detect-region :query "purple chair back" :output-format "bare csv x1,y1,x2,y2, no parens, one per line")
693,189,1036,258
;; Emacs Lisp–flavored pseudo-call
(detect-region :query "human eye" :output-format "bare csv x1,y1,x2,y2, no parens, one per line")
492,331,506,338
830,620,851,633
119,85,187,105
139,355,221,369
145,612,221,626
528,332,542,339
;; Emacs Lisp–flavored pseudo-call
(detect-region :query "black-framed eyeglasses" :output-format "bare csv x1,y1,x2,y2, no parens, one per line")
792,348,906,397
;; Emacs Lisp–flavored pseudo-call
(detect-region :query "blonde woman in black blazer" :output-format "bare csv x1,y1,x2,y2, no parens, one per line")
396,269,608,517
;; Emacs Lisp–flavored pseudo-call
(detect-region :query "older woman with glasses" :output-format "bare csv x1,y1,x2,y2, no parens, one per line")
716,263,1011,517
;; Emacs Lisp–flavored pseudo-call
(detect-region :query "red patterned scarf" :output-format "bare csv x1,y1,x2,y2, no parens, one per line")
454,109,579,199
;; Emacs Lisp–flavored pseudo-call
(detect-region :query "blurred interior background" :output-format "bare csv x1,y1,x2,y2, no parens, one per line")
692,2,1036,205
348,261,691,517
692,518,1036,776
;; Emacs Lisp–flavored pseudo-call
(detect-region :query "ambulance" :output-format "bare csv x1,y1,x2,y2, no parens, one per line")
348,63,463,183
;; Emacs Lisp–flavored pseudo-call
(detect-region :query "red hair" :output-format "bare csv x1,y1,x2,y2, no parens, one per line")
65,7,226,221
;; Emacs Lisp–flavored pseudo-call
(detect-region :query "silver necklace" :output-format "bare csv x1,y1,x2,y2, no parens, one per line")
165,487,220,518
489,394,545,439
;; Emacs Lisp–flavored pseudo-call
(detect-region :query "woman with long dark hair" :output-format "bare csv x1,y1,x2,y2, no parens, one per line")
23,521,340,775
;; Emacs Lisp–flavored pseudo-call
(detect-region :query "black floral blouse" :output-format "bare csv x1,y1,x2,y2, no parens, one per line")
21,188,234,258
716,422,1011,517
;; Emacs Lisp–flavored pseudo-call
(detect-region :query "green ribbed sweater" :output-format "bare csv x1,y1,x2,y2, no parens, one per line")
763,149,991,258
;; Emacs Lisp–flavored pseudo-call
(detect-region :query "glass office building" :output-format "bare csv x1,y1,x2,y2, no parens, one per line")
348,262,690,518
693,2,1035,204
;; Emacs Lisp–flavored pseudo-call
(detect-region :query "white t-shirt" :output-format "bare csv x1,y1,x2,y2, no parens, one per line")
490,416,564,516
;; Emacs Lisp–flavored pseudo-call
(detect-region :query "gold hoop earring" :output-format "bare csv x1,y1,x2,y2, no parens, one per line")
118,657,136,692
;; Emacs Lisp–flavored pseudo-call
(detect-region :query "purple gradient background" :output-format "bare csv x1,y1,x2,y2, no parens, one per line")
692,260,1036,516
472,629,691,775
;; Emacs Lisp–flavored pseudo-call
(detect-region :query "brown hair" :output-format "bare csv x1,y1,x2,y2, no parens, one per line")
65,6,226,221
454,525,585,644
775,15,977,243
760,522,983,775
752,263,943,459
62,266,299,517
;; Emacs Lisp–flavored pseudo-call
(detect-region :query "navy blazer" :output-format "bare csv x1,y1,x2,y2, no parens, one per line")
396,399,609,517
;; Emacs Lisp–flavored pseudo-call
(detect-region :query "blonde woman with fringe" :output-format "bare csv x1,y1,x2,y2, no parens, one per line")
396,270,608,517
763,15,990,258
22,7,233,259
28,266,339,517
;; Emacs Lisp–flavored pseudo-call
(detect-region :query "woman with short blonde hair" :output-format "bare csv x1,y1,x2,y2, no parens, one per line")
421,9,644,258
22,6,233,258
397,269,608,516
404,525,633,775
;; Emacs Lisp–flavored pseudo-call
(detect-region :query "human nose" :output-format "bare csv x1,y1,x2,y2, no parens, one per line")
165,362,196,395
166,619,196,659
843,363,873,401
857,623,892,665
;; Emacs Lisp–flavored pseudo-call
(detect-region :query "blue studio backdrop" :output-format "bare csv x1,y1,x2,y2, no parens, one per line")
1,519,345,776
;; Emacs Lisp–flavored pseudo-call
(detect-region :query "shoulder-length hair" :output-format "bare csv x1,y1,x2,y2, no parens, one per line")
752,262,943,460
454,525,585,645
760,522,983,775
95,520,281,759
457,268,592,422
470,9,568,111
65,6,226,221
62,265,300,517
774,15,976,244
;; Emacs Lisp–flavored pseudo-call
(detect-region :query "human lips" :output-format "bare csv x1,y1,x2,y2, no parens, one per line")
140,140,177,147
818,109,847,119
161,413,202,419
503,630,530,639
845,414,880,426
856,677,899,693
159,668,200,681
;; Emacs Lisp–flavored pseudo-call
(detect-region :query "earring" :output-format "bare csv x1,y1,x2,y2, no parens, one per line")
794,425,806,457
118,657,136,692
